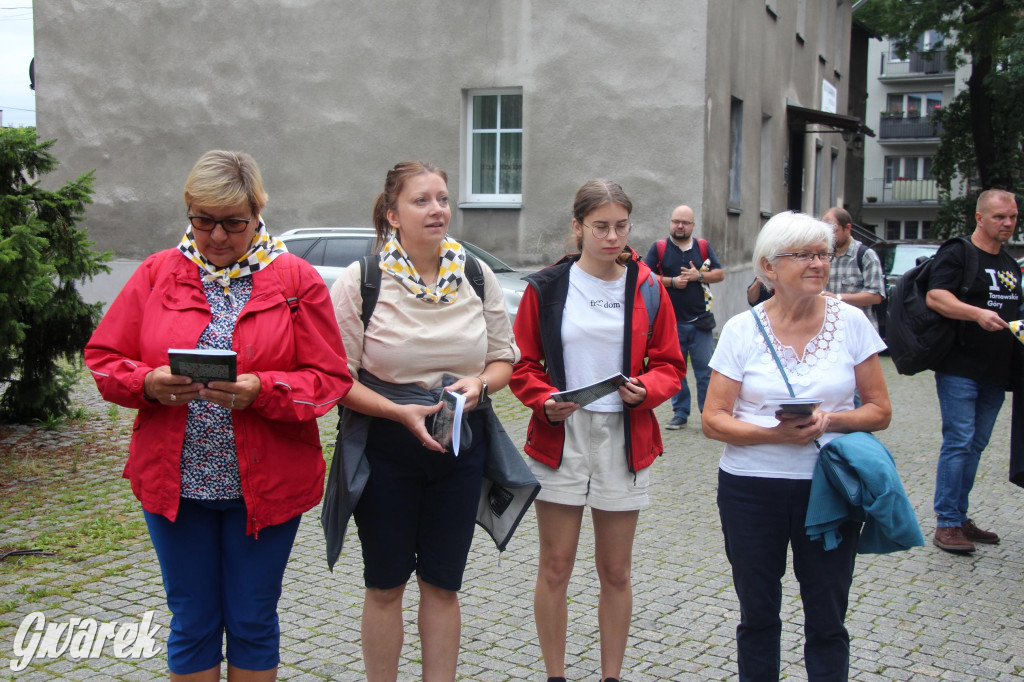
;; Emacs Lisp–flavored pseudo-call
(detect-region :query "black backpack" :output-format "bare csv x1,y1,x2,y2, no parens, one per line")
884,237,978,376
358,254,486,329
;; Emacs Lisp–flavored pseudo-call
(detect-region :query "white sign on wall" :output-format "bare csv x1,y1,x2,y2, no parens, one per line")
821,80,837,114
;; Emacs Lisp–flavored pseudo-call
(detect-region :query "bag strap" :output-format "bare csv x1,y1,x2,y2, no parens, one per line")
359,255,382,330
278,254,301,313
655,239,667,275
697,238,709,264
749,308,795,398
749,307,821,449
639,272,660,339
855,242,867,271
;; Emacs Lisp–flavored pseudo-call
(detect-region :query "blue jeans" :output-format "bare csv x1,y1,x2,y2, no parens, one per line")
671,322,713,420
717,471,859,682
933,372,1005,527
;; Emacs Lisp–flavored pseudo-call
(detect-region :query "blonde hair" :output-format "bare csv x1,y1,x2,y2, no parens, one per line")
184,150,268,216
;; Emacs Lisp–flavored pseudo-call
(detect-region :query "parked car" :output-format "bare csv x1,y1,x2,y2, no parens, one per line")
870,240,942,339
278,227,530,322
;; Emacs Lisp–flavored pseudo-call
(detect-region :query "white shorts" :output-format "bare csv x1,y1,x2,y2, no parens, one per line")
528,409,650,511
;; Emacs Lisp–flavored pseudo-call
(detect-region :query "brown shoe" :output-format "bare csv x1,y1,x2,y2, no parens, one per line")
962,519,1000,544
933,526,975,553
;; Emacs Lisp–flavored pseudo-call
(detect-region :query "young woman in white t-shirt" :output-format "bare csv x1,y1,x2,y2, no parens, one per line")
510,180,685,682
702,211,891,681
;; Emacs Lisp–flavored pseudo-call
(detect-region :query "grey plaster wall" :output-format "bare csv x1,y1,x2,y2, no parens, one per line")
34,0,707,269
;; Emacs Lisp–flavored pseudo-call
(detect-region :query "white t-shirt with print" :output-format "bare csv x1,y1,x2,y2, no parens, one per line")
708,298,887,479
562,263,626,412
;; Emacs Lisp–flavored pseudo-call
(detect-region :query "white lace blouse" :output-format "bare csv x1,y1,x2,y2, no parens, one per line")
708,298,887,479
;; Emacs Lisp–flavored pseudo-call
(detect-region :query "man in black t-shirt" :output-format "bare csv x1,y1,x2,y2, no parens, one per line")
926,189,1023,553
643,204,724,429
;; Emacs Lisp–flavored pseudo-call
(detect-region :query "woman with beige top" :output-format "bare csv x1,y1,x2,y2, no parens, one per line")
329,160,520,682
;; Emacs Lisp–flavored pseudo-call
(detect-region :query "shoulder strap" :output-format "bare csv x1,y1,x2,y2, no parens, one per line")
697,238,709,263
655,239,667,275
464,253,486,302
956,236,979,299
359,255,381,330
639,272,660,339
749,308,795,398
148,250,174,290
279,254,301,313
855,242,868,271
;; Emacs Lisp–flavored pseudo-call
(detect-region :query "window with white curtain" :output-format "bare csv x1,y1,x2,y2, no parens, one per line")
462,89,523,207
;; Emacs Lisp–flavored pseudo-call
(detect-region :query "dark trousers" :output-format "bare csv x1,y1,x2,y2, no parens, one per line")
717,470,860,682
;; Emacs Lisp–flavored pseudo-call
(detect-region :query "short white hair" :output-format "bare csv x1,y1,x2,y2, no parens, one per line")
752,211,835,291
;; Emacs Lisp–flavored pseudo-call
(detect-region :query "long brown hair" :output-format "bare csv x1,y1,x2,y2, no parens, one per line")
371,160,449,251
571,179,634,265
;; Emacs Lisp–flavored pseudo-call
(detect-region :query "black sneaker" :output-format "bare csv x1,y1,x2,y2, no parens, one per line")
666,416,686,430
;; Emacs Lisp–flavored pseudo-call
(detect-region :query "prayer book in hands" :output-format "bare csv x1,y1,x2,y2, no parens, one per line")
550,373,630,408
168,349,237,386
431,389,466,455
758,397,823,415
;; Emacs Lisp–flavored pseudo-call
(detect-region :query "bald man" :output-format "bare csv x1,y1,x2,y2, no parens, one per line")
643,205,724,429
926,189,1022,553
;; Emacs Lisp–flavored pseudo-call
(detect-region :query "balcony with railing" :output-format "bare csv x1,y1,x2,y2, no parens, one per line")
863,177,940,205
878,114,943,140
880,50,952,77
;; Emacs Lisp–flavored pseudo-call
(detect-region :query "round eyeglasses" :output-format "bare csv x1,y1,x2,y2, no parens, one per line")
582,221,632,238
187,214,252,234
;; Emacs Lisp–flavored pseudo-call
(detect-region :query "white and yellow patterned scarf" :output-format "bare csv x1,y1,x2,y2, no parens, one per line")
177,218,288,301
379,236,466,304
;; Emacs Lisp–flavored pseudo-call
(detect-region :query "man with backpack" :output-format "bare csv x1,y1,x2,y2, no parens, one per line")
926,189,1022,553
643,204,724,429
821,207,884,327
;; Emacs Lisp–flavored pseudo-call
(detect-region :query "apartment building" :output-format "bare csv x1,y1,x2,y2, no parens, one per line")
860,31,970,240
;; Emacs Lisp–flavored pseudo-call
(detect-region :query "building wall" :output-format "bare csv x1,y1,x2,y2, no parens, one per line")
33,0,708,267
703,0,855,323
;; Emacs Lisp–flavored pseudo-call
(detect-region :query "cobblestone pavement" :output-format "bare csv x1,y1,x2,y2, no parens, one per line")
3,358,1024,680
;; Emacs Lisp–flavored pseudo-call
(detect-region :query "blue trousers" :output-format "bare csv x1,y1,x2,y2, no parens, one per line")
671,322,713,420
717,471,860,682
144,498,300,674
933,372,1005,527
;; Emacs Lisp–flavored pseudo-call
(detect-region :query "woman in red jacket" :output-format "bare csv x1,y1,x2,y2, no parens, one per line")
509,179,685,682
85,150,352,681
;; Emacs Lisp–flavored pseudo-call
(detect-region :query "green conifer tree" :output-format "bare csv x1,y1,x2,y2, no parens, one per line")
0,127,110,422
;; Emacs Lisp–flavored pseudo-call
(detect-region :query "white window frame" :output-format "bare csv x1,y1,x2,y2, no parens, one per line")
461,88,523,208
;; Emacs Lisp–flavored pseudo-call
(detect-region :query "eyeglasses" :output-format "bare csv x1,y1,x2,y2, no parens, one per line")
671,220,695,227
187,214,252,234
775,252,836,263
582,221,631,238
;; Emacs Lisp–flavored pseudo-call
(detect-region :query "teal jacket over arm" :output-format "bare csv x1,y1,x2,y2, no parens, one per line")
805,432,925,554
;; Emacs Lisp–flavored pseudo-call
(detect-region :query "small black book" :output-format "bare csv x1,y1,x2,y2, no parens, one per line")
168,349,237,385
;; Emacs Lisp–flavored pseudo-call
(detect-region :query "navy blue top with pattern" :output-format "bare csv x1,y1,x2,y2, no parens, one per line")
180,272,252,500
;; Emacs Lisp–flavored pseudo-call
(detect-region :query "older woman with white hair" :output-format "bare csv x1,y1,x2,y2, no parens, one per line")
702,211,891,681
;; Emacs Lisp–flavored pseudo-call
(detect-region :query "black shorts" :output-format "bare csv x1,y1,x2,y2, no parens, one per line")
353,409,487,592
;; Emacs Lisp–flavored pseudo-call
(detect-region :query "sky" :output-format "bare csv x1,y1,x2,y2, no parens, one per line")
0,1,35,127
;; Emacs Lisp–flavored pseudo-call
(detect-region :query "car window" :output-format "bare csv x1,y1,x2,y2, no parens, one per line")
281,237,321,262
891,246,939,276
462,241,513,273
322,236,375,267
